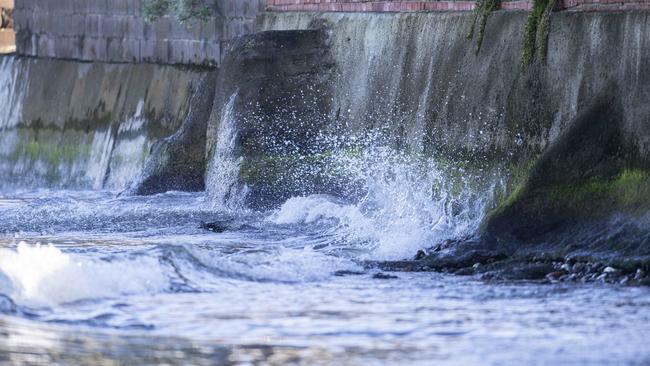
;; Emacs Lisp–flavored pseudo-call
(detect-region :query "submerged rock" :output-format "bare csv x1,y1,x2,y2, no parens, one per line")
199,221,229,233
373,273,399,280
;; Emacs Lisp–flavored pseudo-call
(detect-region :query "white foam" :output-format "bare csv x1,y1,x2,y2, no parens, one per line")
0,242,169,307
187,244,362,283
206,92,249,210
268,146,491,261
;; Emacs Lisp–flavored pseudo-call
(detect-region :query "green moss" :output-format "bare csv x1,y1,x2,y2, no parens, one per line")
9,133,92,167
541,169,650,215
467,0,501,54
535,0,556,63
239,151,337,185
143,0,211,24
484,155,540,218
522,0,556,67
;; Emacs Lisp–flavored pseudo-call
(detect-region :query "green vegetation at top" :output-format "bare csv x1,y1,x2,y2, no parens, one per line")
143,0,212,24
467,0,556,66
522,0,557,66
467,0,501,54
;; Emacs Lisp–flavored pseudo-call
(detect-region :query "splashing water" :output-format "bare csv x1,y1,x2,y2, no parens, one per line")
268,141,494,260
206,92,249,210
0,191,648,366
0,242,168,307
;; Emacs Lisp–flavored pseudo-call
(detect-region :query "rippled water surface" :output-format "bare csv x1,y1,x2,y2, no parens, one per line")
0,191,649,365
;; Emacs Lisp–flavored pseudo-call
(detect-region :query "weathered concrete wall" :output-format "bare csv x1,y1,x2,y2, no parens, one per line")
0,55,208,190
13,0,264,65
256,11,650,167
239,11,650,261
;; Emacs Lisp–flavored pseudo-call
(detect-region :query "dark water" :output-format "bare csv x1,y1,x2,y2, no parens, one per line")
0,191,649,365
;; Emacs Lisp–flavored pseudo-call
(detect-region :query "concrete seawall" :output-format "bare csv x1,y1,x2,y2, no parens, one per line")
0,55,209,189
200,10,650,262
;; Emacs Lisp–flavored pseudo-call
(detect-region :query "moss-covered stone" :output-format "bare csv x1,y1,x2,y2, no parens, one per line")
483,94,650,261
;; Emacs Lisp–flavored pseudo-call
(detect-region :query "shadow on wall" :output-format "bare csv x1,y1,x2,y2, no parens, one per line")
0,0,14,54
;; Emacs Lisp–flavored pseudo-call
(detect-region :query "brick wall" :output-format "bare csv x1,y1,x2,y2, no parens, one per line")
266,0,650,12
13,0,265,65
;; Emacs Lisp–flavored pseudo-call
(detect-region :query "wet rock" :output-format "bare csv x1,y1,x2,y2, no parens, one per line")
572,262,586,273
124,72,218,196
634,269,646,280
565,273,579,282
545,271,565,281
334,270,365,277
495,262,556,280
603,266,620,275
453,267,475,276
200,221,229,233
373,273,399,280
414,250,427,260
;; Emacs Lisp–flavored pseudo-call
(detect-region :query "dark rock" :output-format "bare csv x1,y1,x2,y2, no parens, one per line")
603,266,620,275
333,270,365,277
373,273,399,280
414,250,427,260
453,267,475,276
545,271,565,282
635,269,646,280
124,72,218,196
200,221,229,233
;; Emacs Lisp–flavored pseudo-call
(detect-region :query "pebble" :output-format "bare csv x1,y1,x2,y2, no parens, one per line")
546,271,564,281
414,250,426,260
472,263,481,269
635,269,646,280
603,266,619,274
560,263,572,272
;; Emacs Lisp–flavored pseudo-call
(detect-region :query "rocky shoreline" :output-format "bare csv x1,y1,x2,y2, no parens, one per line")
369,245,650,286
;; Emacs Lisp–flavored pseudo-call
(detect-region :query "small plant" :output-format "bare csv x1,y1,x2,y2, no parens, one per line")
467,0,501,54
521,0,557,67
143,0,212,24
